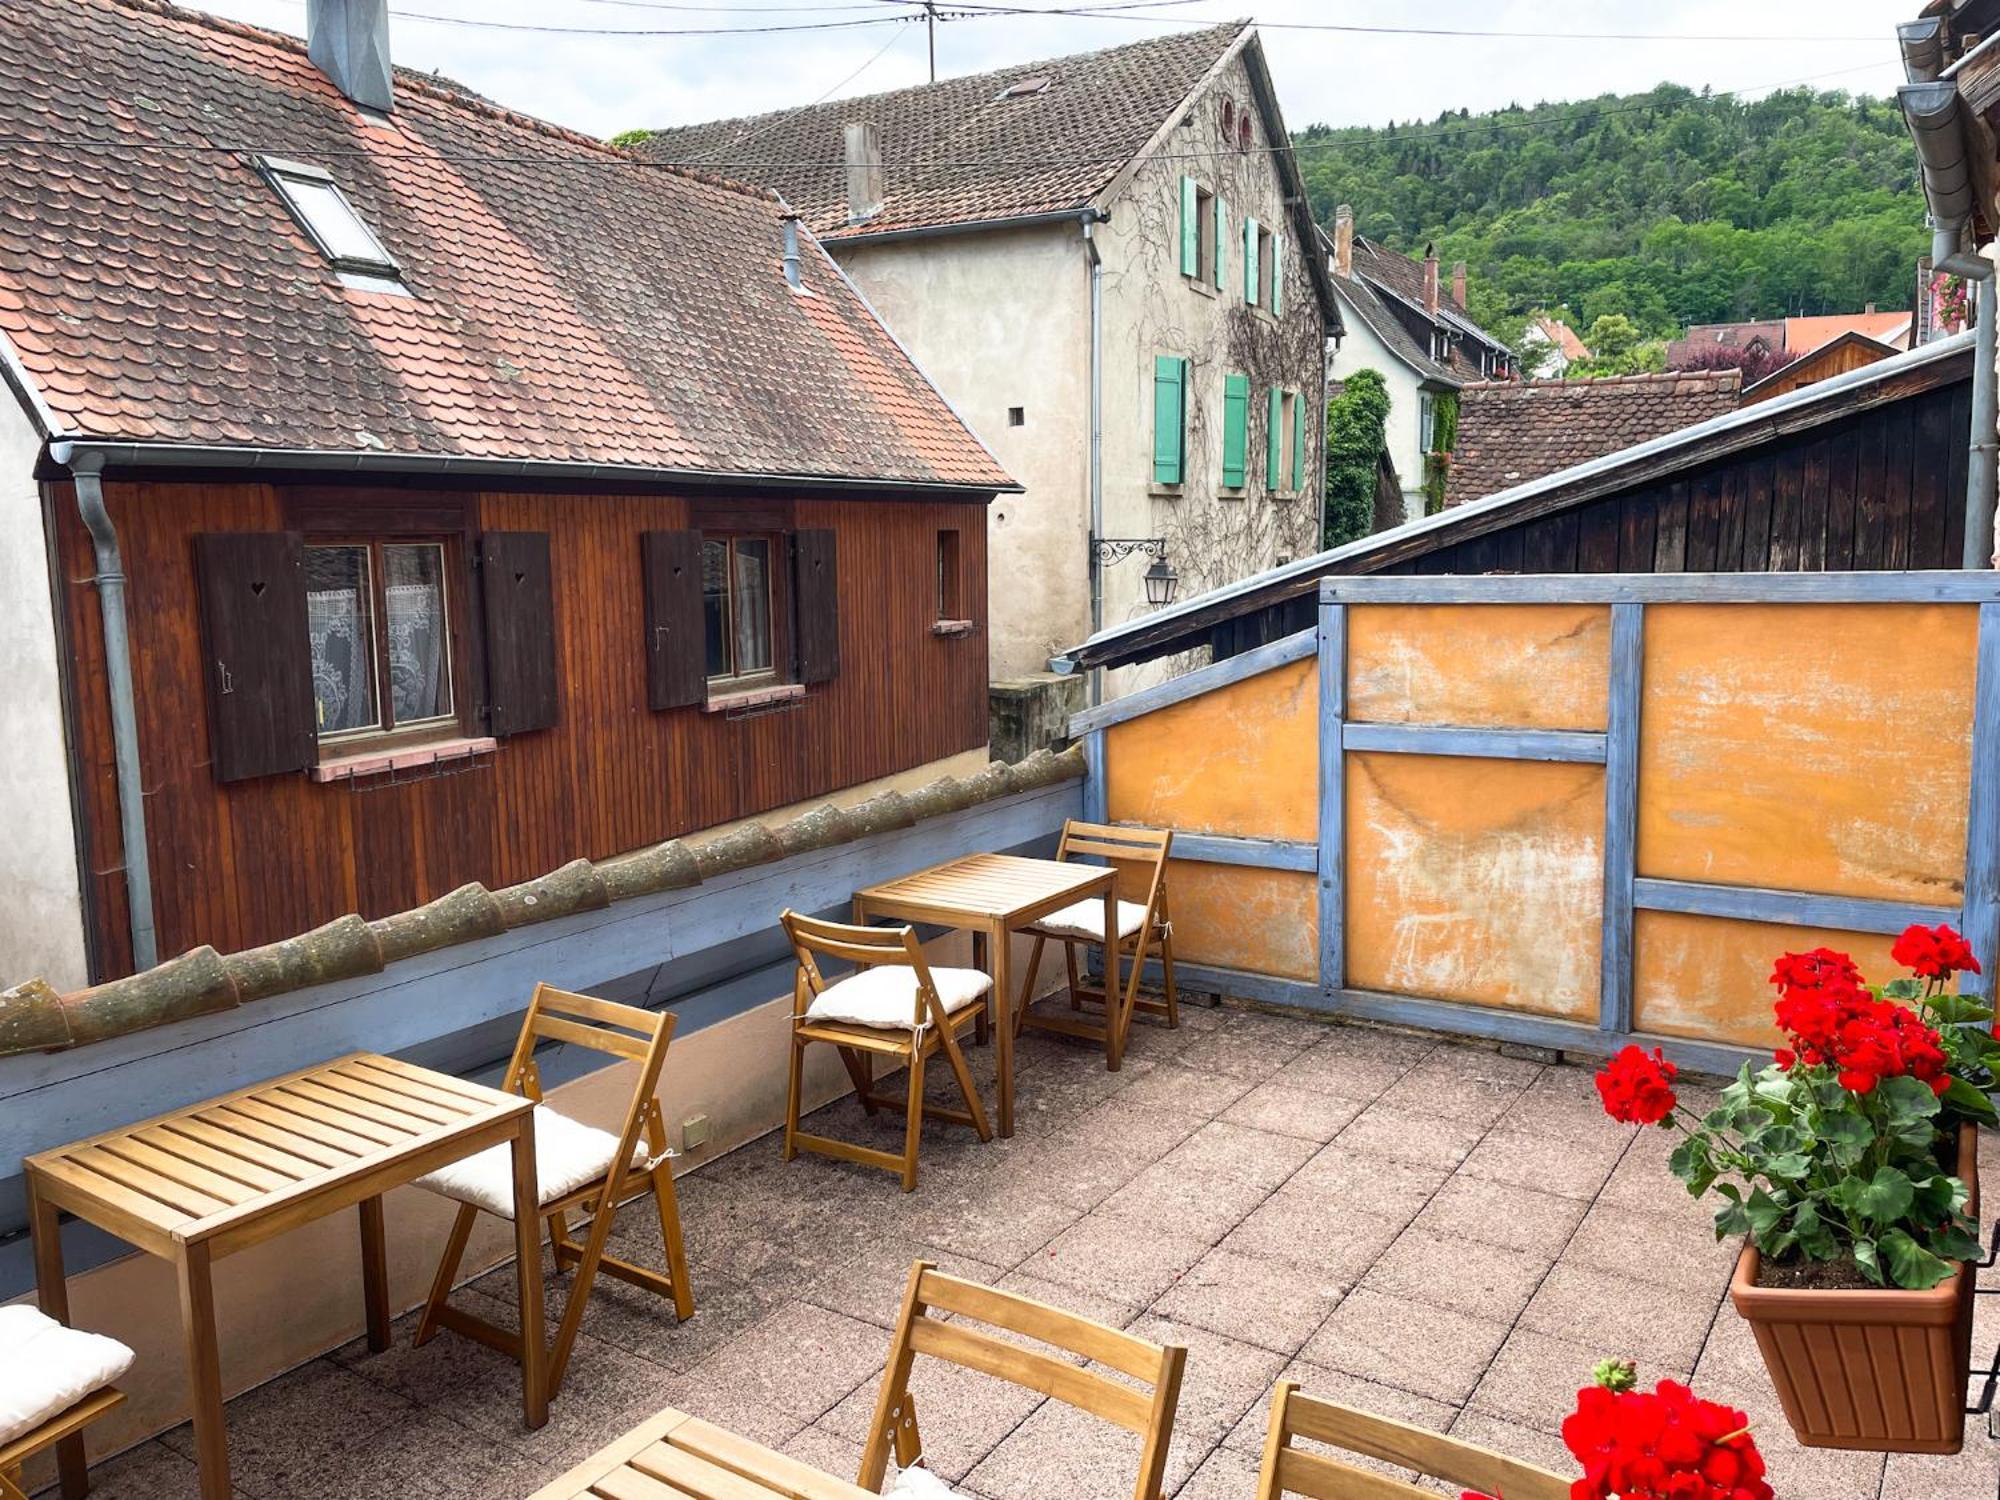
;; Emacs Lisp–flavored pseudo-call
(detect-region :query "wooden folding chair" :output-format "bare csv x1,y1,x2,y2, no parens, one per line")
412,983,693,1399
781,911,992,1193
858,1261,1186,1499
0,1388,125,1500
1013,820,1178,1063
1254,1381,1569,1499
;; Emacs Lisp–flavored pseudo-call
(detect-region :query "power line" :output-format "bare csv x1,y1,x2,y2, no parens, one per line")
0,56,1899,172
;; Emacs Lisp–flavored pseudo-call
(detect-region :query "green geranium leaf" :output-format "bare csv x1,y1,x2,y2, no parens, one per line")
1745,1186,1788,1239
1669,1138,1718,1195
1876,1074,1943,1122
1816,1111,1873,1167
1942,1075,1998,1126
1792,1200,1838,1260
1852,1236,1884,1286
1933,1223,1985,1264
1850,1166,1915,1224
1911,1174,1963,1220
1881,978,1923,1002
1714,1198,1751,1239
1880,1229,1954,1290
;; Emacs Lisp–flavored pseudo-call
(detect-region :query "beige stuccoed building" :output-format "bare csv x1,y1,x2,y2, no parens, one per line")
637,21,1339,721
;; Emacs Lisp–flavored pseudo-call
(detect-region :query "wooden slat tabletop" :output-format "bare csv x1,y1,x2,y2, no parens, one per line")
25,1053,529,1253
856,853,1112,923
529,1408,878,1500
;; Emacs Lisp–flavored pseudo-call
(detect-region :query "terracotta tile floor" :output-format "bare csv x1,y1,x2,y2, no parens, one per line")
80,1003,2000,1500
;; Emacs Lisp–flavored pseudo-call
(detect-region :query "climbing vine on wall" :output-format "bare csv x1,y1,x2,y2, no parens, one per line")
1421,391,1459,516
1324,368,1390,548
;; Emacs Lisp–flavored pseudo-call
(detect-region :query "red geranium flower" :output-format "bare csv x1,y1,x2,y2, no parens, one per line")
1595,1045,1679,1125
1561,1376,1772,1500
1768,946,1863,1000
1892,922,1982,980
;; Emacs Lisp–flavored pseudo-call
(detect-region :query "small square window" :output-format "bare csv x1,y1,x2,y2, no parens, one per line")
1191,182,1217,285
262,157,400,278
1007,407,1025,427
704,535,777,684
306,538,456,744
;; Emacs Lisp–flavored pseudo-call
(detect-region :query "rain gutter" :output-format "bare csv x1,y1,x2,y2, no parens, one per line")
49,440,158,971
826,206,1105,247
1083,212,1106,708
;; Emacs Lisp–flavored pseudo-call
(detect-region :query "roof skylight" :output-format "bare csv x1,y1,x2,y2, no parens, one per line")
995,75,1051,101
261,157,401,279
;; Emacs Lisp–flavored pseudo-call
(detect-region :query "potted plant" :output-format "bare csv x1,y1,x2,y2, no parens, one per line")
1461,1360,1774,1499
1594,924,1991,1454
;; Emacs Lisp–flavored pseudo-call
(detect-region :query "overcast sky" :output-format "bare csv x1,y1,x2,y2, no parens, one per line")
194,1,1913,144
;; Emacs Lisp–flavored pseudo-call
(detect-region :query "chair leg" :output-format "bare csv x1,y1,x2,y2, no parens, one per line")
1063,940,1082,1009
651,1161,696,1320
783,1033,806,1162
546,1188,620,1398
1158,924,1181,1028
546,1207,573,1272
836,1045,877,1116
899,1044,927,1192
414,1202,480,1347
937,1026,993,1142
1012,934,1047,1039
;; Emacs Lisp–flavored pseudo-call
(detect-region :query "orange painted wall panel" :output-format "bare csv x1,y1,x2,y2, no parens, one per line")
1104,657,1318,843
1637,603,1975,906
1160,861,1318,981
1634,910,1904,1049
1345,752,1603,1019
1347,603,1610,730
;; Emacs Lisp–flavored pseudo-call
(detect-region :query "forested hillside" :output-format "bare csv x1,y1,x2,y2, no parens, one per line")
1295,84,1928,352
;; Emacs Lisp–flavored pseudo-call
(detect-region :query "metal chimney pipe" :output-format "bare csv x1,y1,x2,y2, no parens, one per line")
308,0,394,113
781,214,803,289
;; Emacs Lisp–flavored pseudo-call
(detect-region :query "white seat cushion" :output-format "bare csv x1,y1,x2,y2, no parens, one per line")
1027,898,1150,944
888,1466,962,1499
805,965,992,1030
0,1305,134,1447
412,1104,646,1219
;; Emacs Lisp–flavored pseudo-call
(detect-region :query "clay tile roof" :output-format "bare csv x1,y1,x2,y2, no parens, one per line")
0,0,1011,489
1782,311,1914,354
1443,368,1744,508
631,22,1250,238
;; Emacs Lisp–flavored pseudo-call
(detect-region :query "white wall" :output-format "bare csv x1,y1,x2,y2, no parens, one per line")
1328,291,1430,527
0,386,86,990
833,226,1091,682
1096,51,1326,692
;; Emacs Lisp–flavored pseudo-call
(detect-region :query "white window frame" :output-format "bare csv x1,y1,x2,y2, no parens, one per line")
260,156,401,278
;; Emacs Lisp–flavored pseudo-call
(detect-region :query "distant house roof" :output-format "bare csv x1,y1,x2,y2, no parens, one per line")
1057,331,1976,672
1330,233,1511,387
1782,311,1915,353
1741,330,1898,404
1531,317,1592,361
1442,369,1744,507
0,0,1012,493
633,21,1336,329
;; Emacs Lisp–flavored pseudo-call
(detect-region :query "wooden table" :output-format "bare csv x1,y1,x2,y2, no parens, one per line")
854,852,1117,1137
25,1053,547,1500
529,1407,876,1500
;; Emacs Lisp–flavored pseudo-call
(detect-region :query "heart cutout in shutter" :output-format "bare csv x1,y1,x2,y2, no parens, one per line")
251,579,266,597
514,570,526,584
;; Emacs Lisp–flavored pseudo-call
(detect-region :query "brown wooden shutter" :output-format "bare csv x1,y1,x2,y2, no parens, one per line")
480,531,559,736
193,532,315,783
791,528,839,684
642,529,706,710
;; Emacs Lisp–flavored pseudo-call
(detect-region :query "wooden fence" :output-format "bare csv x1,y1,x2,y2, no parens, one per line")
1074,572,2000,1072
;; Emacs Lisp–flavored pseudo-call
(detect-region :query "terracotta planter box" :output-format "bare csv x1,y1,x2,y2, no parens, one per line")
1729,1122,1980,1454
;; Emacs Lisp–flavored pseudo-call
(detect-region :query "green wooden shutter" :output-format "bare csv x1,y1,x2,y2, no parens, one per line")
1267,386,1283,487
1214,196,1228,291
1291,390,1306,492
1243,216,1259,303
1221,373,1249,487
1271,232,1284,317
1152,355,1185,484
1178,176,1199,276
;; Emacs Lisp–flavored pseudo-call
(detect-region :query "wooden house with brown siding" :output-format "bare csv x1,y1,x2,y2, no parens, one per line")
1056,332,1981,674
0,0,1014,992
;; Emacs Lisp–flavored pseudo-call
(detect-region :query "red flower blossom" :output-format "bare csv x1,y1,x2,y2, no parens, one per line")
1771,979,1950,1097
1768,946,1864,1000
1595,1045,1680,1125
1891,922,1982,981
1561,1378,1772,1500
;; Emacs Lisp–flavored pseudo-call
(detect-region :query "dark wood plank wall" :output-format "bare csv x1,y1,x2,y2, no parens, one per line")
54,480,990,980
1373,380,1970,575
1205,378,1973,662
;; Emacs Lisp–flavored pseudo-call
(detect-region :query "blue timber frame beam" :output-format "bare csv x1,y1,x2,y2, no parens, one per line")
1341,723,1607,764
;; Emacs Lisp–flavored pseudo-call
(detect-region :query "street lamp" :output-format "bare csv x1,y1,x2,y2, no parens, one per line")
1092,537,1178,609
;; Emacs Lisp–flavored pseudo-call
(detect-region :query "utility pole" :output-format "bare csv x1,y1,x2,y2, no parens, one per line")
924,0,938,81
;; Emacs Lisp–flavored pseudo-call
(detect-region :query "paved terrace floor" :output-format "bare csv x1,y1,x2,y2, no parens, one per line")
75,1002,2000,1500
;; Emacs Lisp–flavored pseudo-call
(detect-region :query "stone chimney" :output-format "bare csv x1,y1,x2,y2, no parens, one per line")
1333,204,1354,279
1866,301,1878,314
1451,260,1468,308
844,122,883,224
308,0,394,113
1422,244,1440,316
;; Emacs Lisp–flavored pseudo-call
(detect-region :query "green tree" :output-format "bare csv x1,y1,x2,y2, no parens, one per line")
1324,369,1392,548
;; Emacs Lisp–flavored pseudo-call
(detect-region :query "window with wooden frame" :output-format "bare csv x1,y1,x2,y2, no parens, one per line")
934,528,974,635
1178,176,1219,289
303,538,464,746
702,533,785,687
